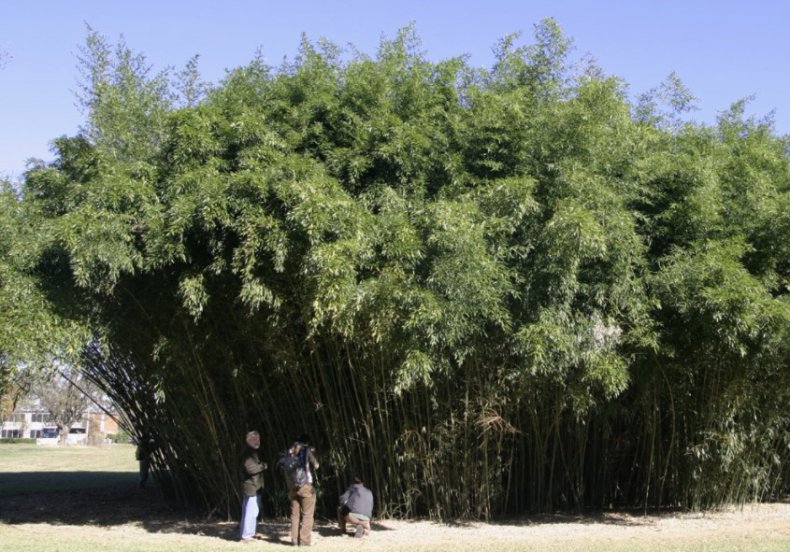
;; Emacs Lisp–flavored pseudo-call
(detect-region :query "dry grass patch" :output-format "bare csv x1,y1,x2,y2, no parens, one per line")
2,496,789,552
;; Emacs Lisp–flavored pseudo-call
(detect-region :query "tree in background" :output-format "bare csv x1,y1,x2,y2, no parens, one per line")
6,19,789,519
0,179,87,411
30,366,101,443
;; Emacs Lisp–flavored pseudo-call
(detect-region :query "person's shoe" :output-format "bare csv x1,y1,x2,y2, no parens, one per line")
240,537,255,542
354,524,365,538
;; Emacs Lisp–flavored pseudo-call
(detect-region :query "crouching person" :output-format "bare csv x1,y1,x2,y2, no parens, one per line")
338,477,373,538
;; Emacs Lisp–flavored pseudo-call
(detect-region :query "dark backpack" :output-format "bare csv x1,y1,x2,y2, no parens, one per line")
278,450,309,487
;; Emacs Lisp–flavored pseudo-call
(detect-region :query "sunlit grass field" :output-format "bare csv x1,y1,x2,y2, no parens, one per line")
0,443,138,495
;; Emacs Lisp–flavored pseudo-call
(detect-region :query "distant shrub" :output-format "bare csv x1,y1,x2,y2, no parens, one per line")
0,438,37,445
106,430,131,444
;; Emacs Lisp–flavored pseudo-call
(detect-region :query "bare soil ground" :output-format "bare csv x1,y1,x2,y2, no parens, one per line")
2,484,789,551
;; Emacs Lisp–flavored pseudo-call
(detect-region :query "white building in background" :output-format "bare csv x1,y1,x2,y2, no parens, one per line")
0,407,120,444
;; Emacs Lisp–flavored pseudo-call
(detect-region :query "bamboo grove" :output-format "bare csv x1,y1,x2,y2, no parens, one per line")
2,20,789,519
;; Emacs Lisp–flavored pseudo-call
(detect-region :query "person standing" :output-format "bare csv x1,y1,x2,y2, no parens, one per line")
135,435,154,489
240,430,267,542
277,435,319,546
337,477,374,538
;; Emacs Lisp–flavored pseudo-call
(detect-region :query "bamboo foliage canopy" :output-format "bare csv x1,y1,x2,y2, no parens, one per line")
2,19,789,519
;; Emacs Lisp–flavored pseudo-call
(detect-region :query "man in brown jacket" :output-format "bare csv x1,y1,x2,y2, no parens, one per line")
240,430,267,542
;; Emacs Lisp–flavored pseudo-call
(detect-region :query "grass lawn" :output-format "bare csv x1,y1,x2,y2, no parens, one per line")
0,442,137,472
1,443,789,552
0,443,138,495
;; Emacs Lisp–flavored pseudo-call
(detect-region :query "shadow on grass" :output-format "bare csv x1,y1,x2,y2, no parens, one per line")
0,472,375,544
486,511,655,528
0,471,139,497
0,471,175,527
0,471,655,544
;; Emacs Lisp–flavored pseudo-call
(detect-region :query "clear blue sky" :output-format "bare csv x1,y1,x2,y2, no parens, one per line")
2,1,789,181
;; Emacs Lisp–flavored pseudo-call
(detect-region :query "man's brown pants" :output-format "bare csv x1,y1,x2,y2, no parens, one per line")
289,484,316,545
